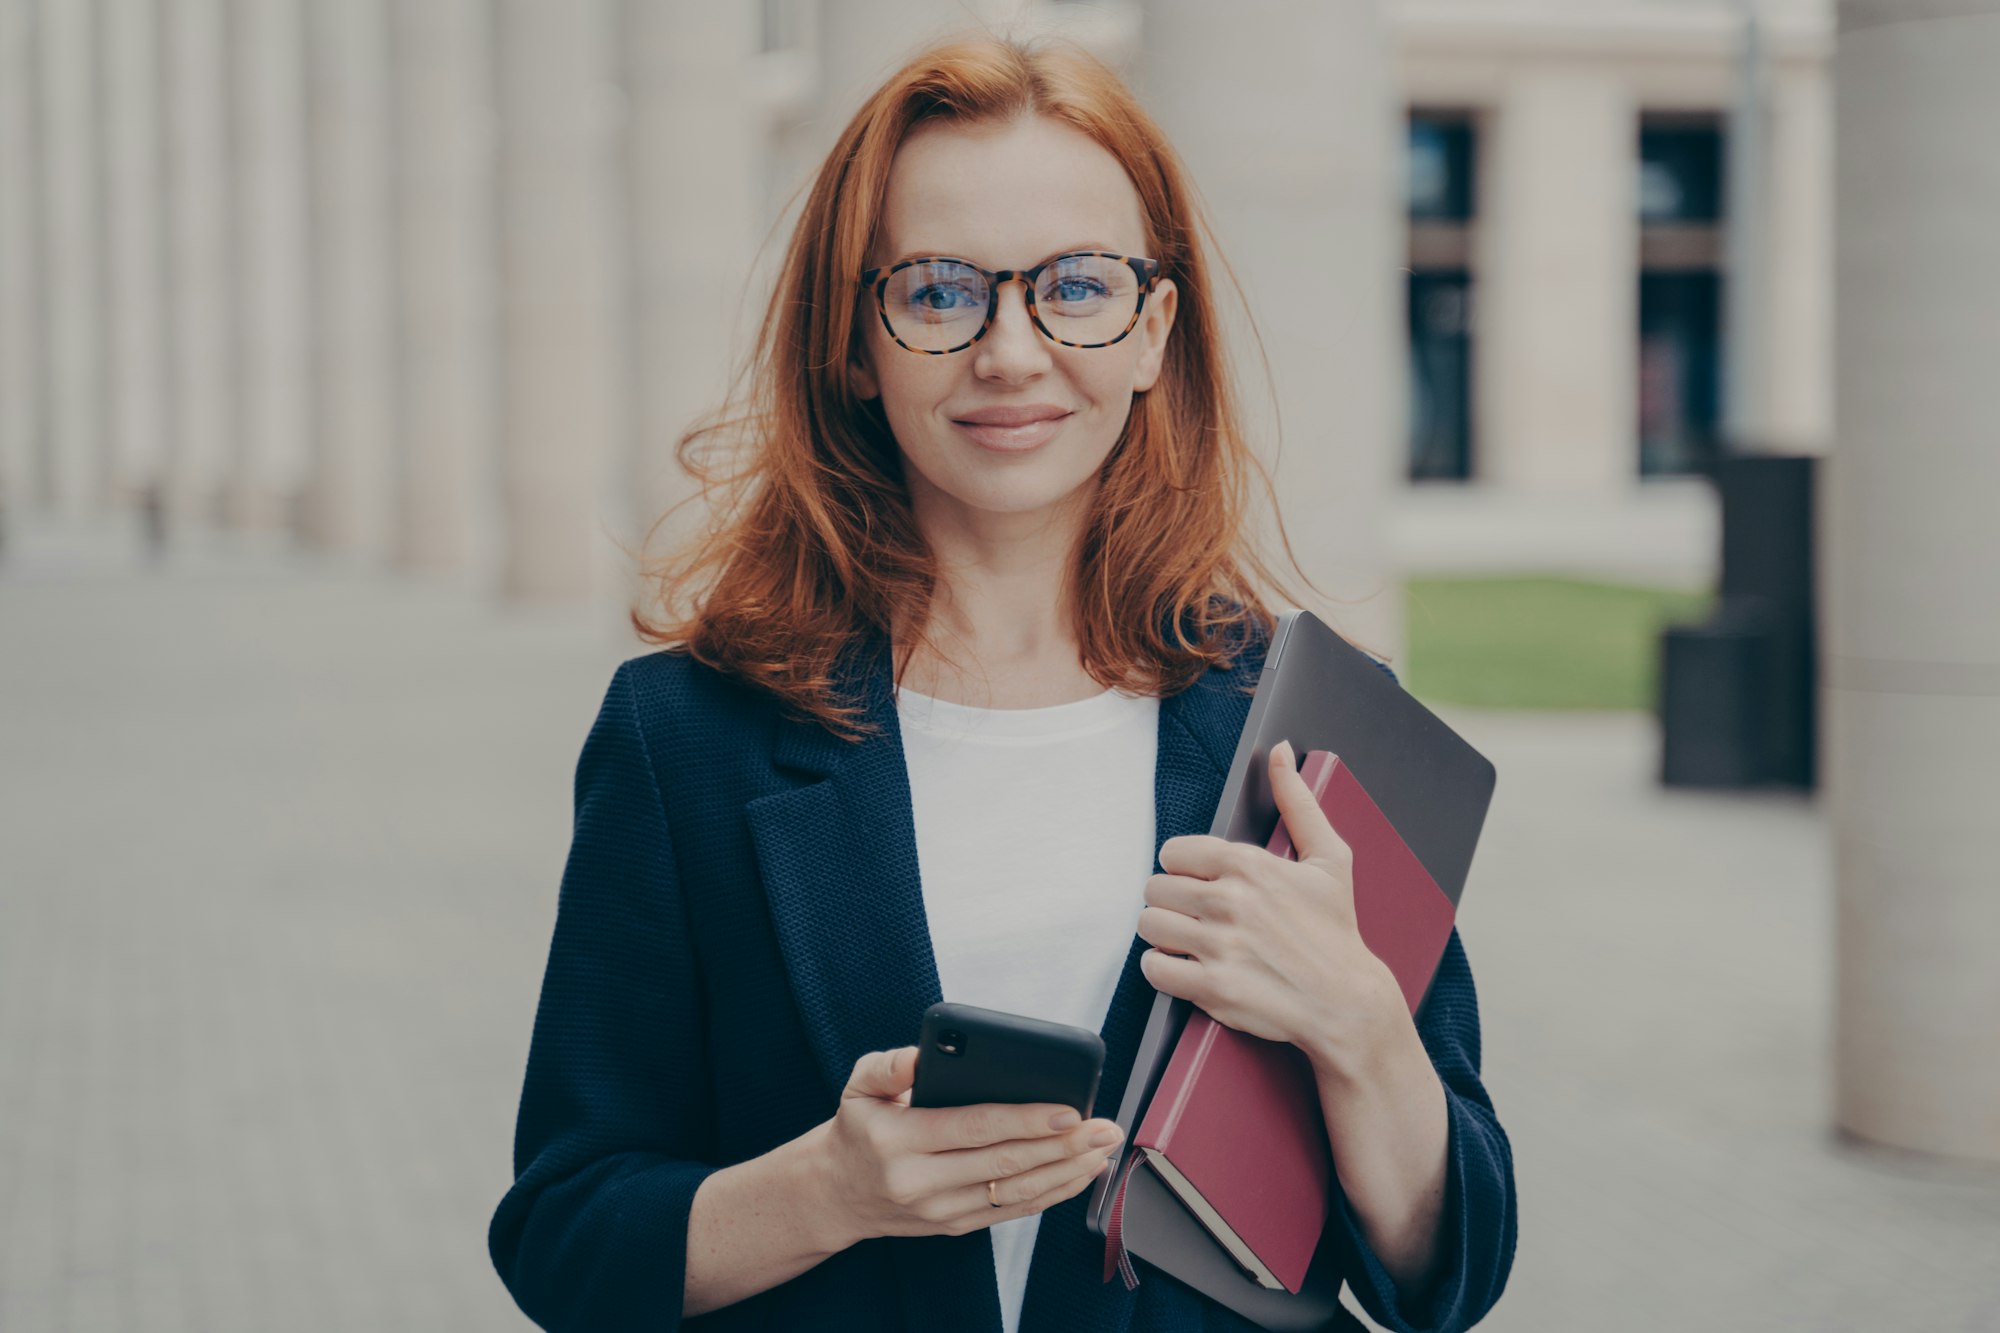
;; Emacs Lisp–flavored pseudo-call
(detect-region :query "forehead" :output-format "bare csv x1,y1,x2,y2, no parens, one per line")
875,114,1149,266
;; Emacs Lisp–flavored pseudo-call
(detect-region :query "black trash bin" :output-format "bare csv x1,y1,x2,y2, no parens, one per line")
1657,453,1817,790
1659,597,1776,788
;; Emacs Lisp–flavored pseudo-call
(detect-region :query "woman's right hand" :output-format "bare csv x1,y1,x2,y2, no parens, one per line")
812,1046,1125,1245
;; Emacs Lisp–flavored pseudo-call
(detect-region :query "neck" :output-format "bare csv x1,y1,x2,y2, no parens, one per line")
891,488,1110,707
902,476,1095,661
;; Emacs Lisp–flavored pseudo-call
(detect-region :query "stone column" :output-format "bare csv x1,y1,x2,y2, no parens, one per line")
766,0,959,287
163,0,234,528
302,0,394,558
1142,0,1405,658
0,0,44,518
813,0,957,131
1763,59,1834,452
38,0,105,511
229,0,311,530
618,3,760,581
1829,0,2000,1164
389,0,494,579
491,0,625,603
100,0,172,511
1475,66,1638,497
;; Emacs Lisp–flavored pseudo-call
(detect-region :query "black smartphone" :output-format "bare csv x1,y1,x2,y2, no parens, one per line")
909,1001,1106,1118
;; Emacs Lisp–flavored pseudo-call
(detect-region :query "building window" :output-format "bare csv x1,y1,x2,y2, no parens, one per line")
1406,112,1477,482
1637,115,1724,476
1638,123,1723,223
1409,272,1475,481
1408,117,1475,221
1639,272,1723,476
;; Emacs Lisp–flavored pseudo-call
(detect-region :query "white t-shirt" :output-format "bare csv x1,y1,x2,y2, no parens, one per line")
896,680,1160,1333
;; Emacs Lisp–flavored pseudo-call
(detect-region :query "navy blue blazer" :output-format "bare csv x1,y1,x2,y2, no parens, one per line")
488,619,1516,1332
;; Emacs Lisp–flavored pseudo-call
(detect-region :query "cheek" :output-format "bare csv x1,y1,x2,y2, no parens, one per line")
1077,357,1143,436
871,361,962,469
877,365,950,437
1077,350,1142,409
867,327,939,402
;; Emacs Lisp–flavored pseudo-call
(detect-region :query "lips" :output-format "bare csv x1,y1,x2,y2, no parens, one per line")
952,406,1074,453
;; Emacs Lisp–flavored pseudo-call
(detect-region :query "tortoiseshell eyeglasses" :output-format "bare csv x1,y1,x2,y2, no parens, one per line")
857,251,1161,355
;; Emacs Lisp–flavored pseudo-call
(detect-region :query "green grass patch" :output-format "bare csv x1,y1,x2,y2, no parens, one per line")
1402,575,1714,711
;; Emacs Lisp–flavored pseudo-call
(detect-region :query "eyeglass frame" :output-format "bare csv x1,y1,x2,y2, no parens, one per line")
856,250,1163,356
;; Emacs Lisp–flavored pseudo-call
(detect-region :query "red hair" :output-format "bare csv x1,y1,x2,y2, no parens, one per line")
632,32,1336,741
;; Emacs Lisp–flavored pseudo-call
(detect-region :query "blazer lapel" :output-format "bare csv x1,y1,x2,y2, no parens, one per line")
746,627,1007,1332
746,627,942,1106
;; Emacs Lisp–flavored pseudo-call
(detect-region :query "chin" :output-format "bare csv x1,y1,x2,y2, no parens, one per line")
902,431,1112,519
953,449,1098,495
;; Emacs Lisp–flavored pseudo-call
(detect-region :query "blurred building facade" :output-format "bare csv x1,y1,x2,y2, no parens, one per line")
1392,0,1834,583
0,0,1828,617
4,0,1993,1171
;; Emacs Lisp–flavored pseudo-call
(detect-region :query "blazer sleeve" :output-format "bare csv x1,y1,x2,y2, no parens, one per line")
1330,662,1518,1333
1329,929,1517,1333
488,661,725,1332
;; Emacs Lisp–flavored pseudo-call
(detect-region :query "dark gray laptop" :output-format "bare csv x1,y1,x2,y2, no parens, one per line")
1085,608,1497,1329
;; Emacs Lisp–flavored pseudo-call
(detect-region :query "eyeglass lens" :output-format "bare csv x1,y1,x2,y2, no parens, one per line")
880,255,1142,351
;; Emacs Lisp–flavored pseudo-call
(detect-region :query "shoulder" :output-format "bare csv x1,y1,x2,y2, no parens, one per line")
576,651,795,857
598,649,785,786
617,647,772,726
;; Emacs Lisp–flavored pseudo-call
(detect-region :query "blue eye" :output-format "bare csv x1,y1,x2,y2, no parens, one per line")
1050,276,1112,303
907,282,981,312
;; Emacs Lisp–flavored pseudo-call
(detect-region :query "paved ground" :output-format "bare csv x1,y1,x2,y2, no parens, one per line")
2,513,1996,1332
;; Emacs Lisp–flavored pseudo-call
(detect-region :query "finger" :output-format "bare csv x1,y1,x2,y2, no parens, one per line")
1018,1145,1118,1208
953,1157,1109,1233
1140,871,1213,918
1135,904,1209,958
947,1144,1116,1219
1009,1146,1115,1208
910,1099,1083,1154
845,1046,917,1100
936,1119,1123,1193
1268,740,1349,867
1139,947,1206,1004
1157,833,1240,880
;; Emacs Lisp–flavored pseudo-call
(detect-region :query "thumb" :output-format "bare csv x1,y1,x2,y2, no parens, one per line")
1269,739,1344,866
846,1045,918,1101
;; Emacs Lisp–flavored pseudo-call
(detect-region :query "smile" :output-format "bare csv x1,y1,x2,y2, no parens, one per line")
952,413,1073,452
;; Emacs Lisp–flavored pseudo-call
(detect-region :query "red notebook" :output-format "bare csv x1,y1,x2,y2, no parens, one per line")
1115,750,1458,1293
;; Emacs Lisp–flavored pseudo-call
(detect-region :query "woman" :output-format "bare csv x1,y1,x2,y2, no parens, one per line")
488,33,1515,1333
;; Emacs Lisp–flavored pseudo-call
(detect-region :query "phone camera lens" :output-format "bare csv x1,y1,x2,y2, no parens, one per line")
936,1029,967,1057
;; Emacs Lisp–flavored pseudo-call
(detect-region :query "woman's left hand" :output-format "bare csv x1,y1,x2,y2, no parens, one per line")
1136,739,1408,1079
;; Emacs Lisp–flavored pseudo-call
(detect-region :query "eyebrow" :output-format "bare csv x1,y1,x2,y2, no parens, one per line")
885,242,1127,269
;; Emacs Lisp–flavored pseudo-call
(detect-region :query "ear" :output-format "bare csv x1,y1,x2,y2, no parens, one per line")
1130,277,1178,394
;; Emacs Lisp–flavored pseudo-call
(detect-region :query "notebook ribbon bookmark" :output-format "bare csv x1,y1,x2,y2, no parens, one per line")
1100,1149,1145,1289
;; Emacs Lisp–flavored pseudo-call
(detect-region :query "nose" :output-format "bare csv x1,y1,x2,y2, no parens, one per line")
972,276,1052,382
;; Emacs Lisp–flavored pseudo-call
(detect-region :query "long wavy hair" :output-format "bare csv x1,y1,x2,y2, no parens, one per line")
631,32,1344,741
